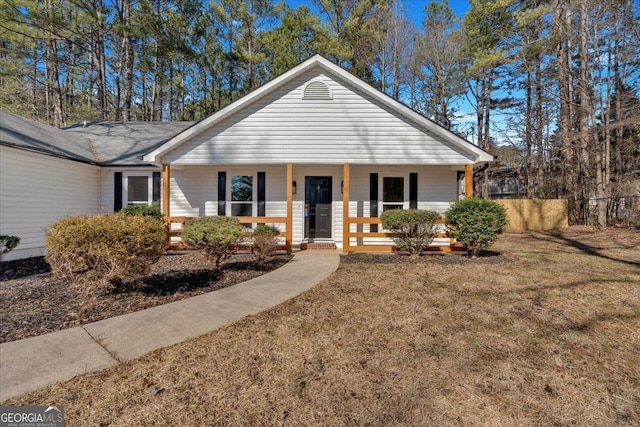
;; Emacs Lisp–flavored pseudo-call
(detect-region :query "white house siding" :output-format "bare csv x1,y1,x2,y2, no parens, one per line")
170,165,286,218
162,69,473,166
167,164,457,249
0,146,100,260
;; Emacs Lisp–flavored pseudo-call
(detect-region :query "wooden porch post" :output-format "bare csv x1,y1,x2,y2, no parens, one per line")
162,164,171,247
342,163,350,254
286,163,293,253
464,163,474,197
162,164,171,219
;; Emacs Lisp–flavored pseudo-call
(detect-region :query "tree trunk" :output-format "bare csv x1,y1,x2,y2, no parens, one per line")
577,1,591,224
554,0,575,222
121,0,134,121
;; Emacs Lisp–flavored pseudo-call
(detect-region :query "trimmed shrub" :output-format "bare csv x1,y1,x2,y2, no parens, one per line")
120,204,163,221
445,197,508,257
181,216,244,268
252,224,281,265
380,209,442,256
45,214,167,287
0,234,20,261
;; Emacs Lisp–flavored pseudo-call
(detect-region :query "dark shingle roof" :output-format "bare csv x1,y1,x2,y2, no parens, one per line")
0,110,97,163
0,111,195,166
64,121,195,165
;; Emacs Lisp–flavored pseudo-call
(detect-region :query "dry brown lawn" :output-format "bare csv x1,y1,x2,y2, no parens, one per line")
6,227,640,426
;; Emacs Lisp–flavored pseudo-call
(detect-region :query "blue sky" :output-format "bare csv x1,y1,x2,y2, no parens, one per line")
284,0,471,26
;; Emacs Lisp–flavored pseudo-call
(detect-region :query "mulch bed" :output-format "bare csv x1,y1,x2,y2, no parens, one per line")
0,251,291,344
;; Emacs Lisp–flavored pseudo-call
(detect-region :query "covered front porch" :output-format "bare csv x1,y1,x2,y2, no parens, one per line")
161,163,474,253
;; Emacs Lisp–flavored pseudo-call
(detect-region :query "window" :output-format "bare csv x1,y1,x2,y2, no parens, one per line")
124,174,153,205
231,175,253,216
383,177,404,211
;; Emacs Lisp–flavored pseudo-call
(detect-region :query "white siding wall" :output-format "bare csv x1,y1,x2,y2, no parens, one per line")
168,164,457,248
170,165,287,218
163,69,472,165
0,146,100,260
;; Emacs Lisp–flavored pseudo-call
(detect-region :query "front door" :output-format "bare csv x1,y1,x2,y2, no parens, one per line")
305,177,332,239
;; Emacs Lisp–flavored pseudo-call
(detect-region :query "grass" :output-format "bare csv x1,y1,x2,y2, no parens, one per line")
6,227,640,426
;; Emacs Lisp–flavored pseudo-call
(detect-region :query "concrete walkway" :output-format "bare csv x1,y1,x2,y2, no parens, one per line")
0,251,340,402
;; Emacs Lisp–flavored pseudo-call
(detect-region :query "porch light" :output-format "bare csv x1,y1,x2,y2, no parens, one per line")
341,180,344,194
292,181,297,194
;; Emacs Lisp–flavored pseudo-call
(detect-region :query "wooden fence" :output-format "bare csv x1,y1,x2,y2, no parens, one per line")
497,199,568,231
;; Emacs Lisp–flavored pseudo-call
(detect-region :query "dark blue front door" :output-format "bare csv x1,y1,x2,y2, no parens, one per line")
305,177,332,238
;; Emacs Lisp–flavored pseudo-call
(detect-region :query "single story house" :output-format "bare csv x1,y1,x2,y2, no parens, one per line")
143,55,494,252
0,111,191,260
1,55,493,260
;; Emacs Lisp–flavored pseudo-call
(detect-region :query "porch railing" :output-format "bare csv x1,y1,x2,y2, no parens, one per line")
166,216,291,253
343,217,464,253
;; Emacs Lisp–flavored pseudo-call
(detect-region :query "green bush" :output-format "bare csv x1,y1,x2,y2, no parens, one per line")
45,214,167,288
120,204,163,221
380,209,442,256
445,197,508,257
252,224,281,265
0,234,20,261
181,216,244,268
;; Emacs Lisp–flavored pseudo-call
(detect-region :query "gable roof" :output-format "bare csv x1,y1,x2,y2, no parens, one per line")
65,121,194,165
144,55,494,164
0,110,98,163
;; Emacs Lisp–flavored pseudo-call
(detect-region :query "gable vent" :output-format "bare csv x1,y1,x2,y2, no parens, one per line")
303,81,332,100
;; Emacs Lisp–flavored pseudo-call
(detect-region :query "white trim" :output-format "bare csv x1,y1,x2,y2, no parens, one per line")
229,173,255,218
122,171,153,206
143,55,494,164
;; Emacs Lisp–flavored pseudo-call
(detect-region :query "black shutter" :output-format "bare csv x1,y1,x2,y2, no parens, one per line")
370,173,378,232
409,173,418,209
114,172,123,212
152,171,161,205
257,172,266,217
218,171,226,215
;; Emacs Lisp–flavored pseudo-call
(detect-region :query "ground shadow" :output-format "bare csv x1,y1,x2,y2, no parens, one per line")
125,269,224,295
535,231,640,268
114,256,289,296
0,257,51,281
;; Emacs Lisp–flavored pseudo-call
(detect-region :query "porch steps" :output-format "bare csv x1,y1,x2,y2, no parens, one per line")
300,242,337,250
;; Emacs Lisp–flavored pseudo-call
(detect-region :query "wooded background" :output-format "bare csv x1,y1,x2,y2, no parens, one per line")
1,0,639,226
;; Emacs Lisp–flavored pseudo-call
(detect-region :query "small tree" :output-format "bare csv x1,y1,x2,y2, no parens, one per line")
445,197,508,257
252,224,280,265
380,209,442,256
0,235,20,261
45,214,167,288
181,216,244,268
